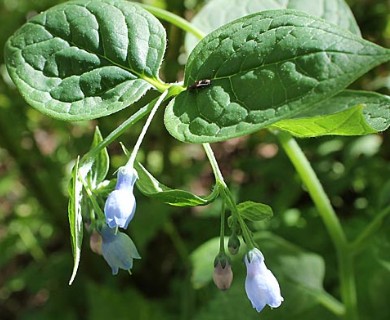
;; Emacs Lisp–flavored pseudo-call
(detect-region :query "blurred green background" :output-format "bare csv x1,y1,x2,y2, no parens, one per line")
0,0,389,319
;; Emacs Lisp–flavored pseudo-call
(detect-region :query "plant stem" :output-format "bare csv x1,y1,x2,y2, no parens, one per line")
80,100,157,167
276,130,358,320
140,4,206,40
219,203,226,252
316,290,346,316
126,90,168,167
202,143,255,249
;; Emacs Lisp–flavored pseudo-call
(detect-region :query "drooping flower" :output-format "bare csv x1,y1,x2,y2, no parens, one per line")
244,248,283,312
99,225,141,275
104,166,138,229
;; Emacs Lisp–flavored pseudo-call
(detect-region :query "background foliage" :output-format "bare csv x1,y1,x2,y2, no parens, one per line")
0,0,389,319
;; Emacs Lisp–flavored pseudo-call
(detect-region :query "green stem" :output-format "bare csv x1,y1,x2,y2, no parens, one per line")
219,203,226,252
350,205,390,255
276,130,357,320
126,90,168,167
316,291,346,316
80,101,156,167
202,143,255,249
140,4,206,40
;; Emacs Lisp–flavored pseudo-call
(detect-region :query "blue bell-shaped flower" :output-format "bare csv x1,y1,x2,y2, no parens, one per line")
99,225,141,275
104,166,138,229
244,248,283,312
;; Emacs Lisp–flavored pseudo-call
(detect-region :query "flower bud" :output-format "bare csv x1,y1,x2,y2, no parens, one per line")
90,231,102,255
213,253,233,291
228,234,240,255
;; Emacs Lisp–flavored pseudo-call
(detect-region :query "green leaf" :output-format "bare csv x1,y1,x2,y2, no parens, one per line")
5,0,166,120
274,105,375,137
273,90,390,137
68,157,83,285
134,162,218,207
228,201,273,228
165,10,390,143
86,127,109,187
237,201,273,221
186,0,360,53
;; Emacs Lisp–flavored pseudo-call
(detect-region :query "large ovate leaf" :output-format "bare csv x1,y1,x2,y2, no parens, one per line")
186,0,360,53
5,0,166,120
134,162,218,207
273,90,390,137
165,10,390,143
68,157,83,285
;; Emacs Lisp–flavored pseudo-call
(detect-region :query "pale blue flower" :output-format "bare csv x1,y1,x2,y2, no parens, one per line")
99,226,141,275
104,166,138,229
245,248,283,312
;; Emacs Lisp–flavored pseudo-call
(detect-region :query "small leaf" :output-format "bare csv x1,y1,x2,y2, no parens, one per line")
273,90,390,137
86,126,110,187
228,201,273,228
186,0,360,53
165,10,390,143
237,201,273,221
68,157,83,285
135,162,218,207
5,0,166,120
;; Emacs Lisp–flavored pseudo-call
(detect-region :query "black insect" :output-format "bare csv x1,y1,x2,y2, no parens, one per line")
188,79,211,91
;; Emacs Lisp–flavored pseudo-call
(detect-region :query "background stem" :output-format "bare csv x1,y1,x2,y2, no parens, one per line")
276,130,358,320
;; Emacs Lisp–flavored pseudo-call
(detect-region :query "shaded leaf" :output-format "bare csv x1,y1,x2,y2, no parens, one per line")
273,105,375,137
186,0,360,53
273,90,390,137
5,0,166,120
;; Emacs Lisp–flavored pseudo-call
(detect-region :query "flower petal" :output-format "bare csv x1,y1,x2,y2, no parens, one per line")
100,226,141,275
244,248,283,312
